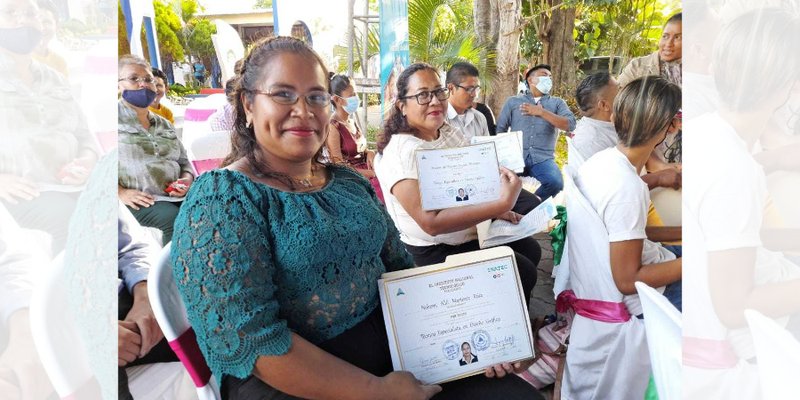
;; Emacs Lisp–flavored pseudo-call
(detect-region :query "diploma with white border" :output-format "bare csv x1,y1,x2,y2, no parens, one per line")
378,247,534,384
471,131,525,173
416,142,502,211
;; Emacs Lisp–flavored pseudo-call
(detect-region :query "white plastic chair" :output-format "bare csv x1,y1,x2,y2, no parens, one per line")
148,243,221,400
744,309,800,400
635,281,682,400
30,253,101,399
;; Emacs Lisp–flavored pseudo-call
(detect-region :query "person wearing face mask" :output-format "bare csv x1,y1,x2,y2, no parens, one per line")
118,55,194,245
326,73,384,202
496,64,576,201
0,0,97,255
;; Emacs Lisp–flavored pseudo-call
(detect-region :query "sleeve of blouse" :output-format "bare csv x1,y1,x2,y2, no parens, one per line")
380,207,415,271
170,172,292,379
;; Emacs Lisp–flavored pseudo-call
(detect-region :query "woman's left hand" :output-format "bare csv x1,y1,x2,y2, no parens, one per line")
167,178,191,197
496,211,523,224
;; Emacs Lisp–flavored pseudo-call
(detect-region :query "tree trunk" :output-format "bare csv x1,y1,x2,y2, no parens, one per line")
488,0,521,117
539,0,576,97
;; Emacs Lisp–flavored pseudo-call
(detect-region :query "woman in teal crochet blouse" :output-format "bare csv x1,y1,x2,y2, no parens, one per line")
171,37,542,400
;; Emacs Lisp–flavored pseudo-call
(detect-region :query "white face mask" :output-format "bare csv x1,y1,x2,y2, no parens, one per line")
535,76,553,95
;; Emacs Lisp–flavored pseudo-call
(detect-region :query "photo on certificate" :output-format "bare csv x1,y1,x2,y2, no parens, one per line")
378,247,535,385
471,131,525,173
415,142,502,211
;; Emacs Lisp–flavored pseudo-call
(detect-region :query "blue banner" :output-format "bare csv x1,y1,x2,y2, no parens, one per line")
379,0,410,119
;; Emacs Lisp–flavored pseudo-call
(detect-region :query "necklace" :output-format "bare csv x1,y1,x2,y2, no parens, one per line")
287,166,318,189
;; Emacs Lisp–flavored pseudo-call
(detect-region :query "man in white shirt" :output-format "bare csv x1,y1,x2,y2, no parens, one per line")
445,62,489,142
570,72,681,191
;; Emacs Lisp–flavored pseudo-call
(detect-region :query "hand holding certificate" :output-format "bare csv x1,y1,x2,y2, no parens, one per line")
415,143,502,210
379,247,534,384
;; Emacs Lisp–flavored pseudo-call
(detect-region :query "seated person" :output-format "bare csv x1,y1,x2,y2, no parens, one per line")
444,62,489,142
326,73,383,201
575,76,682,310
172,37,543,399
148,68,175,124
117,55,194,245
117,203,178,400
208,77,237,133
375,63,541,303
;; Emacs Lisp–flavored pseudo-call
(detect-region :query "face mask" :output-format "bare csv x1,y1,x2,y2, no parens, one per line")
0,26,42,55
343,96,360,114
535,76,553,95
122,88,157,109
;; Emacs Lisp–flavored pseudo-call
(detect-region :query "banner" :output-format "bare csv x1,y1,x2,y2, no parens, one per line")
379,0,410,119
212,20,246,85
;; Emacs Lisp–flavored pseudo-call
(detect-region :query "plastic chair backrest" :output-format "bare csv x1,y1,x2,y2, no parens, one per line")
745,309,800,400
635,281,682,400
148,243,221,400
30,253,99,399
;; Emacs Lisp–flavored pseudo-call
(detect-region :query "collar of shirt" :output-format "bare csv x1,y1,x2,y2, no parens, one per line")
447,102,474,127
580,116,615,130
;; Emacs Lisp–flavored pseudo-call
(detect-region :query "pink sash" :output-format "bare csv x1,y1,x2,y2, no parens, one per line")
556,289,631,323
168,328,213,387
683,336,739,369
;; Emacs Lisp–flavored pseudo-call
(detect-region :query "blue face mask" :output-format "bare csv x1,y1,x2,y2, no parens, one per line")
122,88,157,109
0,26,42,55
343,95,360,114
535,76,553,95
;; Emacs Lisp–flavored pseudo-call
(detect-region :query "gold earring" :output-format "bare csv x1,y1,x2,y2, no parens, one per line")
246,118,252,128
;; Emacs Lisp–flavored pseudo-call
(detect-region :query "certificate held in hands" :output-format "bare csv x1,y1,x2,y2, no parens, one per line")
416,142,502,211
378,247,535,384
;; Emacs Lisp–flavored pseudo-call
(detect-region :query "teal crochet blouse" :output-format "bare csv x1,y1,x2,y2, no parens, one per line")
170,165,414,380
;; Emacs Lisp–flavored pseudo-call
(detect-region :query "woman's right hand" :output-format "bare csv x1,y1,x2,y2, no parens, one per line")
498,167,522,209
118,188,155,210
377,371,442,400
0,174,39,204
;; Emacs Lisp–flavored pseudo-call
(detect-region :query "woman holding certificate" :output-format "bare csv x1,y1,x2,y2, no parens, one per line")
171,37,542,400
374,63,541,303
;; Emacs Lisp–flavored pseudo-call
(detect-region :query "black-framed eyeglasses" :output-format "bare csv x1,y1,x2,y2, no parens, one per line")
399,88,450,105
454,84,481,94
250,87,331,107
118,76,156,85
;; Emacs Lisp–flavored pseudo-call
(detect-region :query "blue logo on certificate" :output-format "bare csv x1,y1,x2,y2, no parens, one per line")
442,340,459,360
396,288,405,296
472,330,491,351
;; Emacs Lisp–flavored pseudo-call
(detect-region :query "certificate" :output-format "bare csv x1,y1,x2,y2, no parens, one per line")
378,247,534,384
416,143,501,211
471,131,525,173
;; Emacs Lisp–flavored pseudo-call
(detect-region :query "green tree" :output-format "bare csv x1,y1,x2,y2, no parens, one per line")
186,18,217,64
254,0,273,9
153,0,184,61
407,0,496,92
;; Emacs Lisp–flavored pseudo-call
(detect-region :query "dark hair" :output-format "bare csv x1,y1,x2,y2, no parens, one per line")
377,63,439,154
224,77,237,103
222,36,330,189
234,59,245,75
151,68,167,83
613,76,681,147
666,12,682,25
445,62,479,86
713,9,800,112
461,342,471,349
329,73,352,105
525,64,551,81
37,0,58,20
575,72,612,116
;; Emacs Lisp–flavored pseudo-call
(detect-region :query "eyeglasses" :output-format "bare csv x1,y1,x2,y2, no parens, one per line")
118,76,156,85
454,84,481,94
250,88,331,108
0,8,38,23
400,88,450,105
